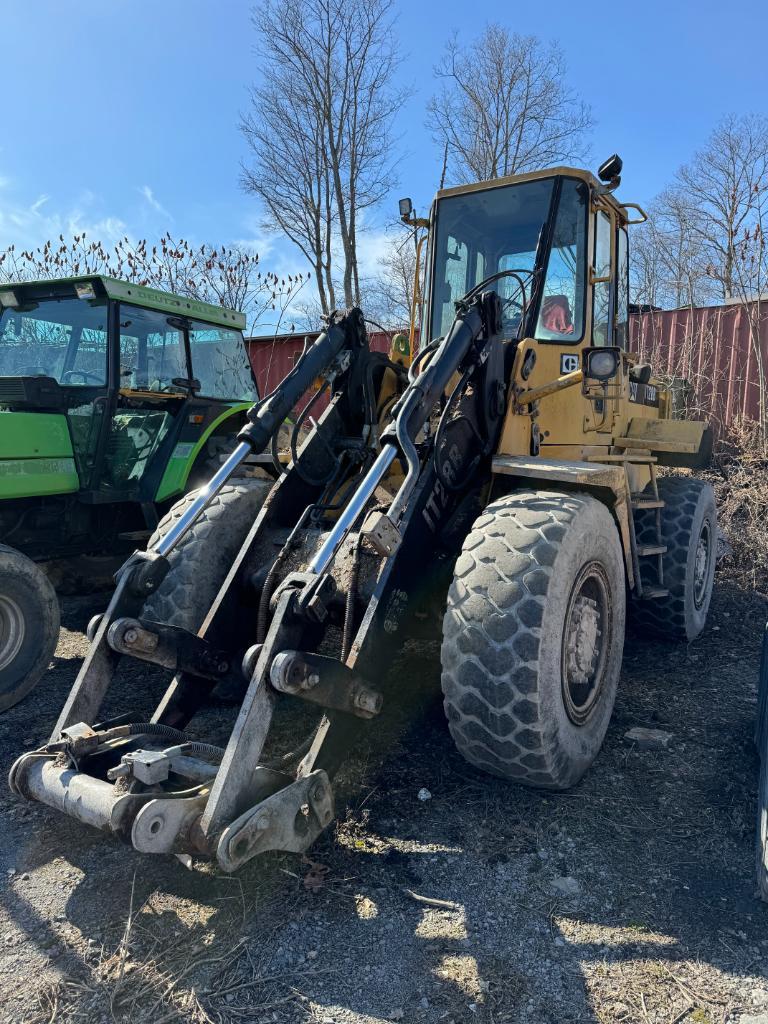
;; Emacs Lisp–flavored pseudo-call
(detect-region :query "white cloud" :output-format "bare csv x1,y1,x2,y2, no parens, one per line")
29,194,49,213
139,184,172,222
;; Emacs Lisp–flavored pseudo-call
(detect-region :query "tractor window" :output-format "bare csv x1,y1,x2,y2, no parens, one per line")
188,322,258,401
593,211,613,346
535,179,588,343
429,177,555,340
616,227,629,349
0,297,108,385
118,305,187,393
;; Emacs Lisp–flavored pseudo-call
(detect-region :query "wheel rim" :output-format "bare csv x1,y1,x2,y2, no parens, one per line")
561,562,612,727
693,519,713,609
0,595,25,673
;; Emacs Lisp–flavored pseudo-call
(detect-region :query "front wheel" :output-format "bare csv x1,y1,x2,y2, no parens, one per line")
440,490,626,790
143,480,272,630
0,545,60,711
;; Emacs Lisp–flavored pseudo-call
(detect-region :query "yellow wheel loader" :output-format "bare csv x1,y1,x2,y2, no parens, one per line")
10,156,716,869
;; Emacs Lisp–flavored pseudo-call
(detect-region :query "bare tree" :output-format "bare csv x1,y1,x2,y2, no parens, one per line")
241,0,406,314
631,190,720,310
365,226,423,328
427,25,593,185
675,114,768,300
0,234,306,332
731,190,768,442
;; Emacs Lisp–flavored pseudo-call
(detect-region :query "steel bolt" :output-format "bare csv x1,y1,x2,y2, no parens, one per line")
353,688,382,715
124,628,138,645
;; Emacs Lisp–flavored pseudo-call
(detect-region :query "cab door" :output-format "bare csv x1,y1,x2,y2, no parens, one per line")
96,305,189,494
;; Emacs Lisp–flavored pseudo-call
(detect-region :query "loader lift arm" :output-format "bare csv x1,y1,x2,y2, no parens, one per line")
9,289,508,869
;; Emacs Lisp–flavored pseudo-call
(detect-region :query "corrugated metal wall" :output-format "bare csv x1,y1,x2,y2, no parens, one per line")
249,304,768,431
246,330,396,414
631,302,768,428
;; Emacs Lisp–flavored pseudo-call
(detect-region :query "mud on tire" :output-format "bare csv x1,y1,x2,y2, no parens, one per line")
144,480,271,631
631,476,716,642
440,490,626,790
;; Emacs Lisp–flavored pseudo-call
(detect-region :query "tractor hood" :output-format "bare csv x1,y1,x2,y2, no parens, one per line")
0,411,79,499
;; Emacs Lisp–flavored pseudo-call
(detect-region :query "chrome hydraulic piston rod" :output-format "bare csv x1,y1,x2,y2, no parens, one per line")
308,295,496,576
308,444,399,575
153,309,365,561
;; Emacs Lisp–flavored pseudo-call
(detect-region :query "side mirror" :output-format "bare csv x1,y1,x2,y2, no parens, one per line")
398,197,413,221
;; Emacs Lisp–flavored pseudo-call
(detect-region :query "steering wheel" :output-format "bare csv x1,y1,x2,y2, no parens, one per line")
501,293,525,319
61,369,103,385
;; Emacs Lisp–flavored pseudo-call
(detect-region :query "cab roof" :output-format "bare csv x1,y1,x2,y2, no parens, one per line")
0,275,246,330
435,165,631,223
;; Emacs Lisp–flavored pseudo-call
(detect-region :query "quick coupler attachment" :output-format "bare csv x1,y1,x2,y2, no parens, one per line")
9,722,338,871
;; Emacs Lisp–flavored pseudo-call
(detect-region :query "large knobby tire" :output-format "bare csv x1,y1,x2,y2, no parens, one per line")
631,476,716,642
0,544,60,712
143,480,271,630
441,490,626,790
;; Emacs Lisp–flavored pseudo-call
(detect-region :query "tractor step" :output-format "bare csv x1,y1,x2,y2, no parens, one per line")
636,544,667,556
640,586,669,599
631,495,664,509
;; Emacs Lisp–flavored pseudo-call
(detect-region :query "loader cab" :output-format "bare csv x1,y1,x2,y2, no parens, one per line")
425,167,631,354
422,164,648,452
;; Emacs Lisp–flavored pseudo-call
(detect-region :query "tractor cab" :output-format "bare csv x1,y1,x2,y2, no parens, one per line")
0,276,256,506
0,275,259,711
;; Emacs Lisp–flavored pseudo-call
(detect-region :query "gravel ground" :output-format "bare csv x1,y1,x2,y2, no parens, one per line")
0,567,767,1024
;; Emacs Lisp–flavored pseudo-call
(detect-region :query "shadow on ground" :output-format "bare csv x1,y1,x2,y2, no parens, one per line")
0,579,766,1023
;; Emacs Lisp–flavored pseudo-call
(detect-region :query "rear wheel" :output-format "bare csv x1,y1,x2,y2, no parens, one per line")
631,476,716,641
144,480,271,630
440,490,626,789
0,545,60,712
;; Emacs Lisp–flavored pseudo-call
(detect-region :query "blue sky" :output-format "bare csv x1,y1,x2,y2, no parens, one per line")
1,0,766,325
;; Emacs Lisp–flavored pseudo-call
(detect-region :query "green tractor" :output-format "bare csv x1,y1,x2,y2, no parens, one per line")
0,275,261,710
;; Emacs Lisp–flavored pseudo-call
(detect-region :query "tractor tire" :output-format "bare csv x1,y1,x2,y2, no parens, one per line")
143,480,271,631
0,545,60,712
630,476,716,642
440,490,626,790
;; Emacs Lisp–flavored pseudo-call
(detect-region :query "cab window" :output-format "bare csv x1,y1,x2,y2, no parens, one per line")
118,305,187,392
616,227,629,349
188,322,257,401
592,212,613,346
429,177,555,340
0,297,108,384
535,179,588,343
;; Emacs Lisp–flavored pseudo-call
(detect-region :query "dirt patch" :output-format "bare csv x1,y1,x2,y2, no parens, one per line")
0,570,767,1023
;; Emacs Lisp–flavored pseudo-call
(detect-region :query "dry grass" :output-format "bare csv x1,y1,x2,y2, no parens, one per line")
709,419,768,593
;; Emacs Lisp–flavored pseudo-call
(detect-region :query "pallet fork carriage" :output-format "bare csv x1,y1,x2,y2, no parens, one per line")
10,158,718,869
